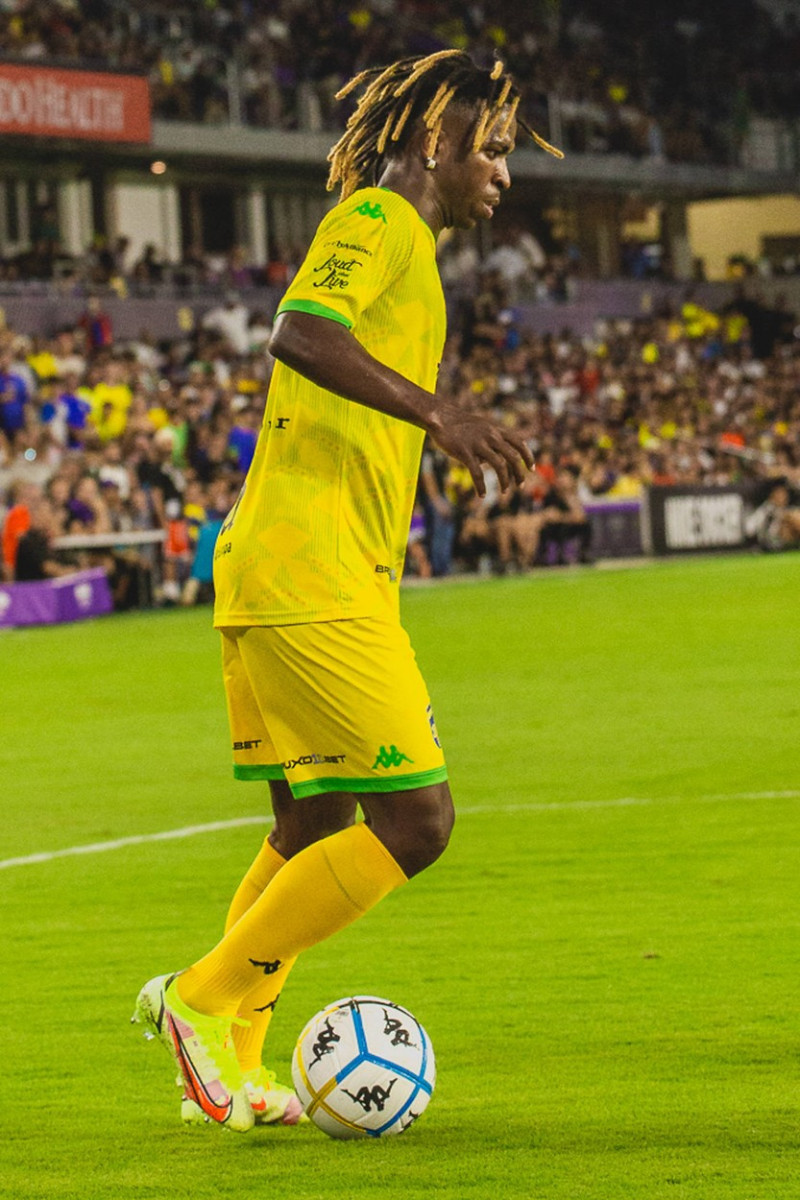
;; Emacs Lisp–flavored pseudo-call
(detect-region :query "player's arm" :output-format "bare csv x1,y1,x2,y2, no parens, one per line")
269,311,532,497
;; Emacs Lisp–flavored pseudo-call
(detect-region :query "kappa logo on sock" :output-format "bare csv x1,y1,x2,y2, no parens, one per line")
253,995,280,1014
248,958,283,976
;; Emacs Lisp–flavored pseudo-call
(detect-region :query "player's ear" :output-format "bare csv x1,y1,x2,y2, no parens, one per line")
435,104,475,163
407,121,439,171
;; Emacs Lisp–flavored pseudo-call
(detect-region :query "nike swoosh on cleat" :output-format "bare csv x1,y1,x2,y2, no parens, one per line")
154,972,179,1035
167,1015,234,1125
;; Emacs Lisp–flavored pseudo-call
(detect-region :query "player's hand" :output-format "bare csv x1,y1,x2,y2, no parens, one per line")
428,405,534,497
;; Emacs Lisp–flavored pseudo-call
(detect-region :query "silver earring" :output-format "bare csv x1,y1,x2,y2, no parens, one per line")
425,156,437,170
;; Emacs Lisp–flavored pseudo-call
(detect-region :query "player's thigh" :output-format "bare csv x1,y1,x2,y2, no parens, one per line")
236,617,448,800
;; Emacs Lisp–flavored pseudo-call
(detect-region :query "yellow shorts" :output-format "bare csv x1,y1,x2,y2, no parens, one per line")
220,617,447,799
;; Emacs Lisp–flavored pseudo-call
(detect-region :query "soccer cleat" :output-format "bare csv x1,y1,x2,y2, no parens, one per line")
131,973,177,1055
132,973,254,1133
245,1066,308,1126
181,1065,307,1127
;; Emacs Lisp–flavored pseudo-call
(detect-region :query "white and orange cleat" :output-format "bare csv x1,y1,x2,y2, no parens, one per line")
132,973,254,1133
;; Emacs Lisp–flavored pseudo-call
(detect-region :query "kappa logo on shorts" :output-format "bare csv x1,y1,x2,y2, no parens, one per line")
283,752,346,770
372,744,414,770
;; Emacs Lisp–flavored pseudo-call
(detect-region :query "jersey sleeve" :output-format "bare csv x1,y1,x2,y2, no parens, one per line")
275,191,413,332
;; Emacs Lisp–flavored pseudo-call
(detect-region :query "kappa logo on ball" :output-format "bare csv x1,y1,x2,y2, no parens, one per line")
292,996,435,1139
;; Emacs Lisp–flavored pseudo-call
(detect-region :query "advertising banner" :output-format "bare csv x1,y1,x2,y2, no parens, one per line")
0,567,112,628
0,63,151,143
642,485,761,555
585,500,643,558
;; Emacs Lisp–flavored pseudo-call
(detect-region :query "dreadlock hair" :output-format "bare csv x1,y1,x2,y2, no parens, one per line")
327,50,563,201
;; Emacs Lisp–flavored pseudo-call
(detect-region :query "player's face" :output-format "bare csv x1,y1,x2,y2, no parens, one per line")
437,106,516,230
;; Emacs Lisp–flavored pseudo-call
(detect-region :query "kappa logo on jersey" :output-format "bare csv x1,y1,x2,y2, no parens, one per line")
372,744,414,769
352,200,387,224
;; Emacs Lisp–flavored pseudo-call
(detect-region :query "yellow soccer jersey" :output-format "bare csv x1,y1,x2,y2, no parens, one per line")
213,187,446,627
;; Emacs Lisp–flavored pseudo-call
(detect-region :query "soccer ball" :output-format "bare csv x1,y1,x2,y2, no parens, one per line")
291,996,435,1139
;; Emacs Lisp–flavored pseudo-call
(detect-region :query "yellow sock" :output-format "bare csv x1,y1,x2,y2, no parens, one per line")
226,836,286,929
224,836,295,1070
179,823,407,1017
233,958,297,1071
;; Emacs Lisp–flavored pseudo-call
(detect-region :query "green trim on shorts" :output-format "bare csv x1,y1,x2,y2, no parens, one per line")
275,298,353,329
288,765,448,799
233,764,286,781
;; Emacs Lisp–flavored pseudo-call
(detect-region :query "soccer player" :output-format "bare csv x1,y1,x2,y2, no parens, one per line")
134,49,562,1131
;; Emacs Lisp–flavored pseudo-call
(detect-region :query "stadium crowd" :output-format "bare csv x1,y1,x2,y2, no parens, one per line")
2,276,799,602
0,0,797,167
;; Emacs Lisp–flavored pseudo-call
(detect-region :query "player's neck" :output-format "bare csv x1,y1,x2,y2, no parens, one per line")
376,161,443,239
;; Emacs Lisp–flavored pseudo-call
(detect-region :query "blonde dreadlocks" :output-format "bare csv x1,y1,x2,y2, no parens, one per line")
327,50,563,201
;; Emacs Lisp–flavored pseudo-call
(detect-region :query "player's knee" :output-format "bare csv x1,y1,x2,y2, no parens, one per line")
269,785,357,858
411,800,454,872
365,785,454,878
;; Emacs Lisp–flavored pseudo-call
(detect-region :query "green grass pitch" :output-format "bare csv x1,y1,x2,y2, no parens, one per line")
2,553,798,1200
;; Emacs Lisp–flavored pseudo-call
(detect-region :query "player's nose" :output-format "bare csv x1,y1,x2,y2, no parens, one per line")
494,157,511,189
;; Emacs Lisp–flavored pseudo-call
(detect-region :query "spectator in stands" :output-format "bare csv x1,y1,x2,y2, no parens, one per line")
746,481,800,551
2,479,38,580
228,402,260,475
201,291,252,355
13,497,74,582
0,346,32,455
41,370,93,449
132,243,165,286
538,466,593,565
45,474,71,535
67,473,112,534
405,505,433,580
78,295,113,350
181,488,225,606
419,441,456,577
264,243,292,288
